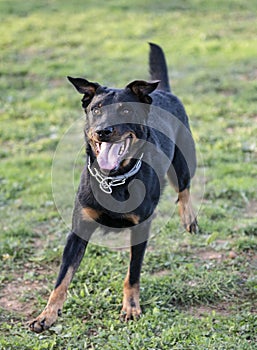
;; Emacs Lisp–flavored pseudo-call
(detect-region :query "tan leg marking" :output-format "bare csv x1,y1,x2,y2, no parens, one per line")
178,188,198,233
81,207,102,222
120,273,141,321
29,267,73,333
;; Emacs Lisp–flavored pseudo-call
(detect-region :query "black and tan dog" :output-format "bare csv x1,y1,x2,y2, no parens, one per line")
29,43,198,333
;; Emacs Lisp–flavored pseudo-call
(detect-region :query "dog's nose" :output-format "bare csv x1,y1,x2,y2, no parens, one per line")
95,127,114,141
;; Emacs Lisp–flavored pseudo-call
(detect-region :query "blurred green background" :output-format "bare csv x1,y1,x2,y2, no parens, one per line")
0,1,257,349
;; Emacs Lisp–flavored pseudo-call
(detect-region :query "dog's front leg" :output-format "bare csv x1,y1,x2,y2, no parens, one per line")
29,231,90,333
121,223,150,321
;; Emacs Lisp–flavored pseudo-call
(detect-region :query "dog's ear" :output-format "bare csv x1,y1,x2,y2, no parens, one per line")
126,80,160,103
67,76,100,107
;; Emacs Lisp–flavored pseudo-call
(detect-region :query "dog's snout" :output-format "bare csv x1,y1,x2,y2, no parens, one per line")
95,127,114,141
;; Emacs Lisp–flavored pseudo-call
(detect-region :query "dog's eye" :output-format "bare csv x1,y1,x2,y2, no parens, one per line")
92,107,102,116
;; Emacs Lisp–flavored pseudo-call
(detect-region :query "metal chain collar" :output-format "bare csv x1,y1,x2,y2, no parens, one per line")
87,154,144,194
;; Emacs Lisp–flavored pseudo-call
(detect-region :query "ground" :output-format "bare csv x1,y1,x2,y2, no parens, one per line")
0,0,257,349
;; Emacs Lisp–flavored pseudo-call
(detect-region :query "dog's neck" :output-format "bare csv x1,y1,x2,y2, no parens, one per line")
87,153,144,194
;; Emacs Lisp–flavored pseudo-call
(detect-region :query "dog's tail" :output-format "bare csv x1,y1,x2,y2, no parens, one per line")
149,42,171,92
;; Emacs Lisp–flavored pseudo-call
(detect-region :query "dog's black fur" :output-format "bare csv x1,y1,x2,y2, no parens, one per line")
29,43,197,332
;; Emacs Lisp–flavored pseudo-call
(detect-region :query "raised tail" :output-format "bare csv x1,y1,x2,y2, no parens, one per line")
149,43,171,92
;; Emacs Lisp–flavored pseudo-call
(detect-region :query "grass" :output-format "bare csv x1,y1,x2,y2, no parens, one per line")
0,0,257,349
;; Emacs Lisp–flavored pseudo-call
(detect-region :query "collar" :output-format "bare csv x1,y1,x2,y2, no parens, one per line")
87,153,144,194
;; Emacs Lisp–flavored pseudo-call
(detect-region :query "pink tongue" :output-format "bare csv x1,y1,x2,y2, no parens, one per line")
97,142,123,170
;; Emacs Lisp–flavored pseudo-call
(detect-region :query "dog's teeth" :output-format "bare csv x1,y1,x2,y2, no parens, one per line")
119,143,125,155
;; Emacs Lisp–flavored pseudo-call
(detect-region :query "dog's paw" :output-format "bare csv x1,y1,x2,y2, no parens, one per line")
178,189,198,234
121,281,141,321
120,301,142,322
180,204,198,234
186,216,198,234
28,307,60,333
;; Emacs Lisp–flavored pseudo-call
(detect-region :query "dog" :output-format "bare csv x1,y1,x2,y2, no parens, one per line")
29,43,198,333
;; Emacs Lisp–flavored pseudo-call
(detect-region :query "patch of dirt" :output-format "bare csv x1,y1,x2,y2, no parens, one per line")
0,281,40,317
194,249,226,262
239,69,257,82
188,303,232,318
0,266,52,317
244,200,257,219
195,242,238,262
151,269,170,277
0,223,61,318
188,301,257,318
197,250,224,260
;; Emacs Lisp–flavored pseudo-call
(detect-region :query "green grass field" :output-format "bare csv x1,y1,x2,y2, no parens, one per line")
0,0,257,349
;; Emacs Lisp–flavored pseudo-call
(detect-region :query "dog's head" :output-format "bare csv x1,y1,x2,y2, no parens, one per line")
68,76,159,173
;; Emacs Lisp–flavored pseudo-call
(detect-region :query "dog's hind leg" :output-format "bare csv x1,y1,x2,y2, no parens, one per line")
177,188,198,233
121,222,150,321
167,145,198,233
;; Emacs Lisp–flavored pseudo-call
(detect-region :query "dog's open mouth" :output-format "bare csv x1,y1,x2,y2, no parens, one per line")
95,138,131,171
